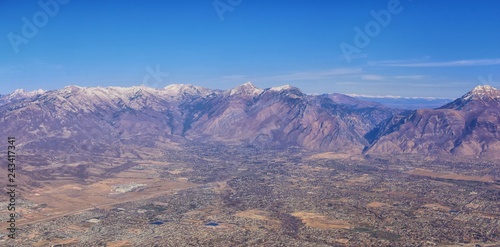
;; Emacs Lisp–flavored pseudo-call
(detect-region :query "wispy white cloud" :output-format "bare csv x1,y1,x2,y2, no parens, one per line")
361,74,426,81
218,70,430,89
220,75,247,80
394,75,427,79
361,74,385,81
219,68,363,83
0,61,64,74
263,68,362,81
369,59,500,67
0,65,20,74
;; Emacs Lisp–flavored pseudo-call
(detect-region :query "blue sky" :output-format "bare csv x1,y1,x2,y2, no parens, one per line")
1,0,499,98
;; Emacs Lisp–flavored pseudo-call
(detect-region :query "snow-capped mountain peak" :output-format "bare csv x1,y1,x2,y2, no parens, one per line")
0,88,46,104
228,82,263,96
471,85,497,94
164,84,213,96
464,85,499,100
8,88,46,98
164,84,195,93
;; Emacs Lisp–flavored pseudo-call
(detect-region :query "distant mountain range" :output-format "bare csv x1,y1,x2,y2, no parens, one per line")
0,83,498,160
347,94,453,110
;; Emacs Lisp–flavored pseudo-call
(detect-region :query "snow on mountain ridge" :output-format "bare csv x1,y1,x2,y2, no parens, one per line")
269,85,294,91
2,89,46,103
10,88,46,97
228,82,263,96
464,85,499,100
163,84,214,96
472,85,496,93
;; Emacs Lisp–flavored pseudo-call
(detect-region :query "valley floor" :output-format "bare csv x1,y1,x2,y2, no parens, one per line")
1,144,499,246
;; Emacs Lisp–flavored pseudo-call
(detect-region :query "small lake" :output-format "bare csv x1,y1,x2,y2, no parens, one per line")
205,222,219,226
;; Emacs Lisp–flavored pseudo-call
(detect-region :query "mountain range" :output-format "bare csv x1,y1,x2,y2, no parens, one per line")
366,85,500,159
0,83,498,160
347,94,453,110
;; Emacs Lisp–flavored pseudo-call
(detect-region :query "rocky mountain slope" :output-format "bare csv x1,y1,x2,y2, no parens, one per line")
366,85,500,158
0,83,395,155
0,83,498,159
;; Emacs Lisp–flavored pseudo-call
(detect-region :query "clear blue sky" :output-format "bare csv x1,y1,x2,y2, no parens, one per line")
1,0,499,98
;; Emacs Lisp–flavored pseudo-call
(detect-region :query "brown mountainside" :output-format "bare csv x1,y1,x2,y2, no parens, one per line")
0,83,498,159
366,85,500,158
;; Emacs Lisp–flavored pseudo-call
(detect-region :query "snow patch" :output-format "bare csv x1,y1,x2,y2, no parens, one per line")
269,85,293,92
471,85,497,95
164,84,213,96
6,88,46,99
229,82,263,96
464,85,499,100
